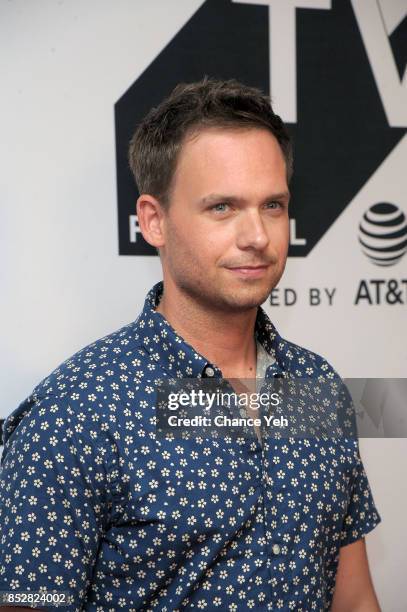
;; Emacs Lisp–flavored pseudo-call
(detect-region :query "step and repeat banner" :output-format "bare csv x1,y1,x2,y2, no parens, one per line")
1,0,406,609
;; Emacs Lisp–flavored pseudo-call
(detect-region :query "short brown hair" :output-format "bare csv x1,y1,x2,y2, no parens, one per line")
128,77,293,207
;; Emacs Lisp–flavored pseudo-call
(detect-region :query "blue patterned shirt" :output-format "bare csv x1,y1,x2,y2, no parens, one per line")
0,280,381,611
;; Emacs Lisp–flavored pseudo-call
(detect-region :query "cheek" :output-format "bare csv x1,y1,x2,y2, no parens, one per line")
166,217,193,251
191,222,233,258
273,221,290,249
207,223,239,252
167,222,215,266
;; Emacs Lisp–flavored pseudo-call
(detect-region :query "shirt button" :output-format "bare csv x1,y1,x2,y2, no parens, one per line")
205,366,215,377
272,543,281,555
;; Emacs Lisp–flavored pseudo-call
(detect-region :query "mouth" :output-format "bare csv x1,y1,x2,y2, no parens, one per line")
225,265,269,278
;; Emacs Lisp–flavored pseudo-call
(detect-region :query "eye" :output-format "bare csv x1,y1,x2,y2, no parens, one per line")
210,202,230,213
265,201,283,210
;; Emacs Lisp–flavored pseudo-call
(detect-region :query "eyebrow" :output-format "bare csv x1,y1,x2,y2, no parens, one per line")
198,192,291,206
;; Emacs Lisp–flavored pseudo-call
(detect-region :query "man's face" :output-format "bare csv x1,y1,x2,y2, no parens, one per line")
160,127,290,312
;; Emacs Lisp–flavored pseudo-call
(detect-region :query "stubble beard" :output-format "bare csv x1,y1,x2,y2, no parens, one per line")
163,219,287,313
166,251,284,314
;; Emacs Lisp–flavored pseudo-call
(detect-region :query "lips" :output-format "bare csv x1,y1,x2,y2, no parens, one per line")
225,265,269,278
228,266,267,270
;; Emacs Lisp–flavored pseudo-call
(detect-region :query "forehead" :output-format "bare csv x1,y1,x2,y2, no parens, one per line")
174,127,287,187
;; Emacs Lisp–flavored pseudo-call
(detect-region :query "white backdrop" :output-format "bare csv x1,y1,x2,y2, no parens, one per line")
1,1,406,610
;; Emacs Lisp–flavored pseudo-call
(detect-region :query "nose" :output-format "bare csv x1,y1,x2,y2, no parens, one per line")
235,209,270,251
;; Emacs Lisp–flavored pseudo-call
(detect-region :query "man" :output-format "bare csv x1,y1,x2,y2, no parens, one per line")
0,78,381,611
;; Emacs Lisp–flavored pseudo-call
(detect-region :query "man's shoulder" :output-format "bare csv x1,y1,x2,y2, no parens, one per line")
3,318,152,447
274,334,359,440
32,318,150,397
276,333,340,379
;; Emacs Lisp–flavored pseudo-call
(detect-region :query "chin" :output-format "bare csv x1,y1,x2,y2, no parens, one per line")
221,287,272,310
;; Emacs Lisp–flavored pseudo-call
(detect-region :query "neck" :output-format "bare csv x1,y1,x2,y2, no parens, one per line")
155,279,258,378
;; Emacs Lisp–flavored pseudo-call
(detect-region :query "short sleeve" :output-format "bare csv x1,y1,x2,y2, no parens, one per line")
0,394,115,610
340,438,382,547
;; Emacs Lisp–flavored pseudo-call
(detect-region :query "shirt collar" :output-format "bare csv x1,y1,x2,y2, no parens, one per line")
139,280,288,378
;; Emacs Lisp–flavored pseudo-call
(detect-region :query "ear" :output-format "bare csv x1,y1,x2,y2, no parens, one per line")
136,194,166,249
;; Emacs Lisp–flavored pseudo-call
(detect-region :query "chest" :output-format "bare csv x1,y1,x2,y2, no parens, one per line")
111,434,355,536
